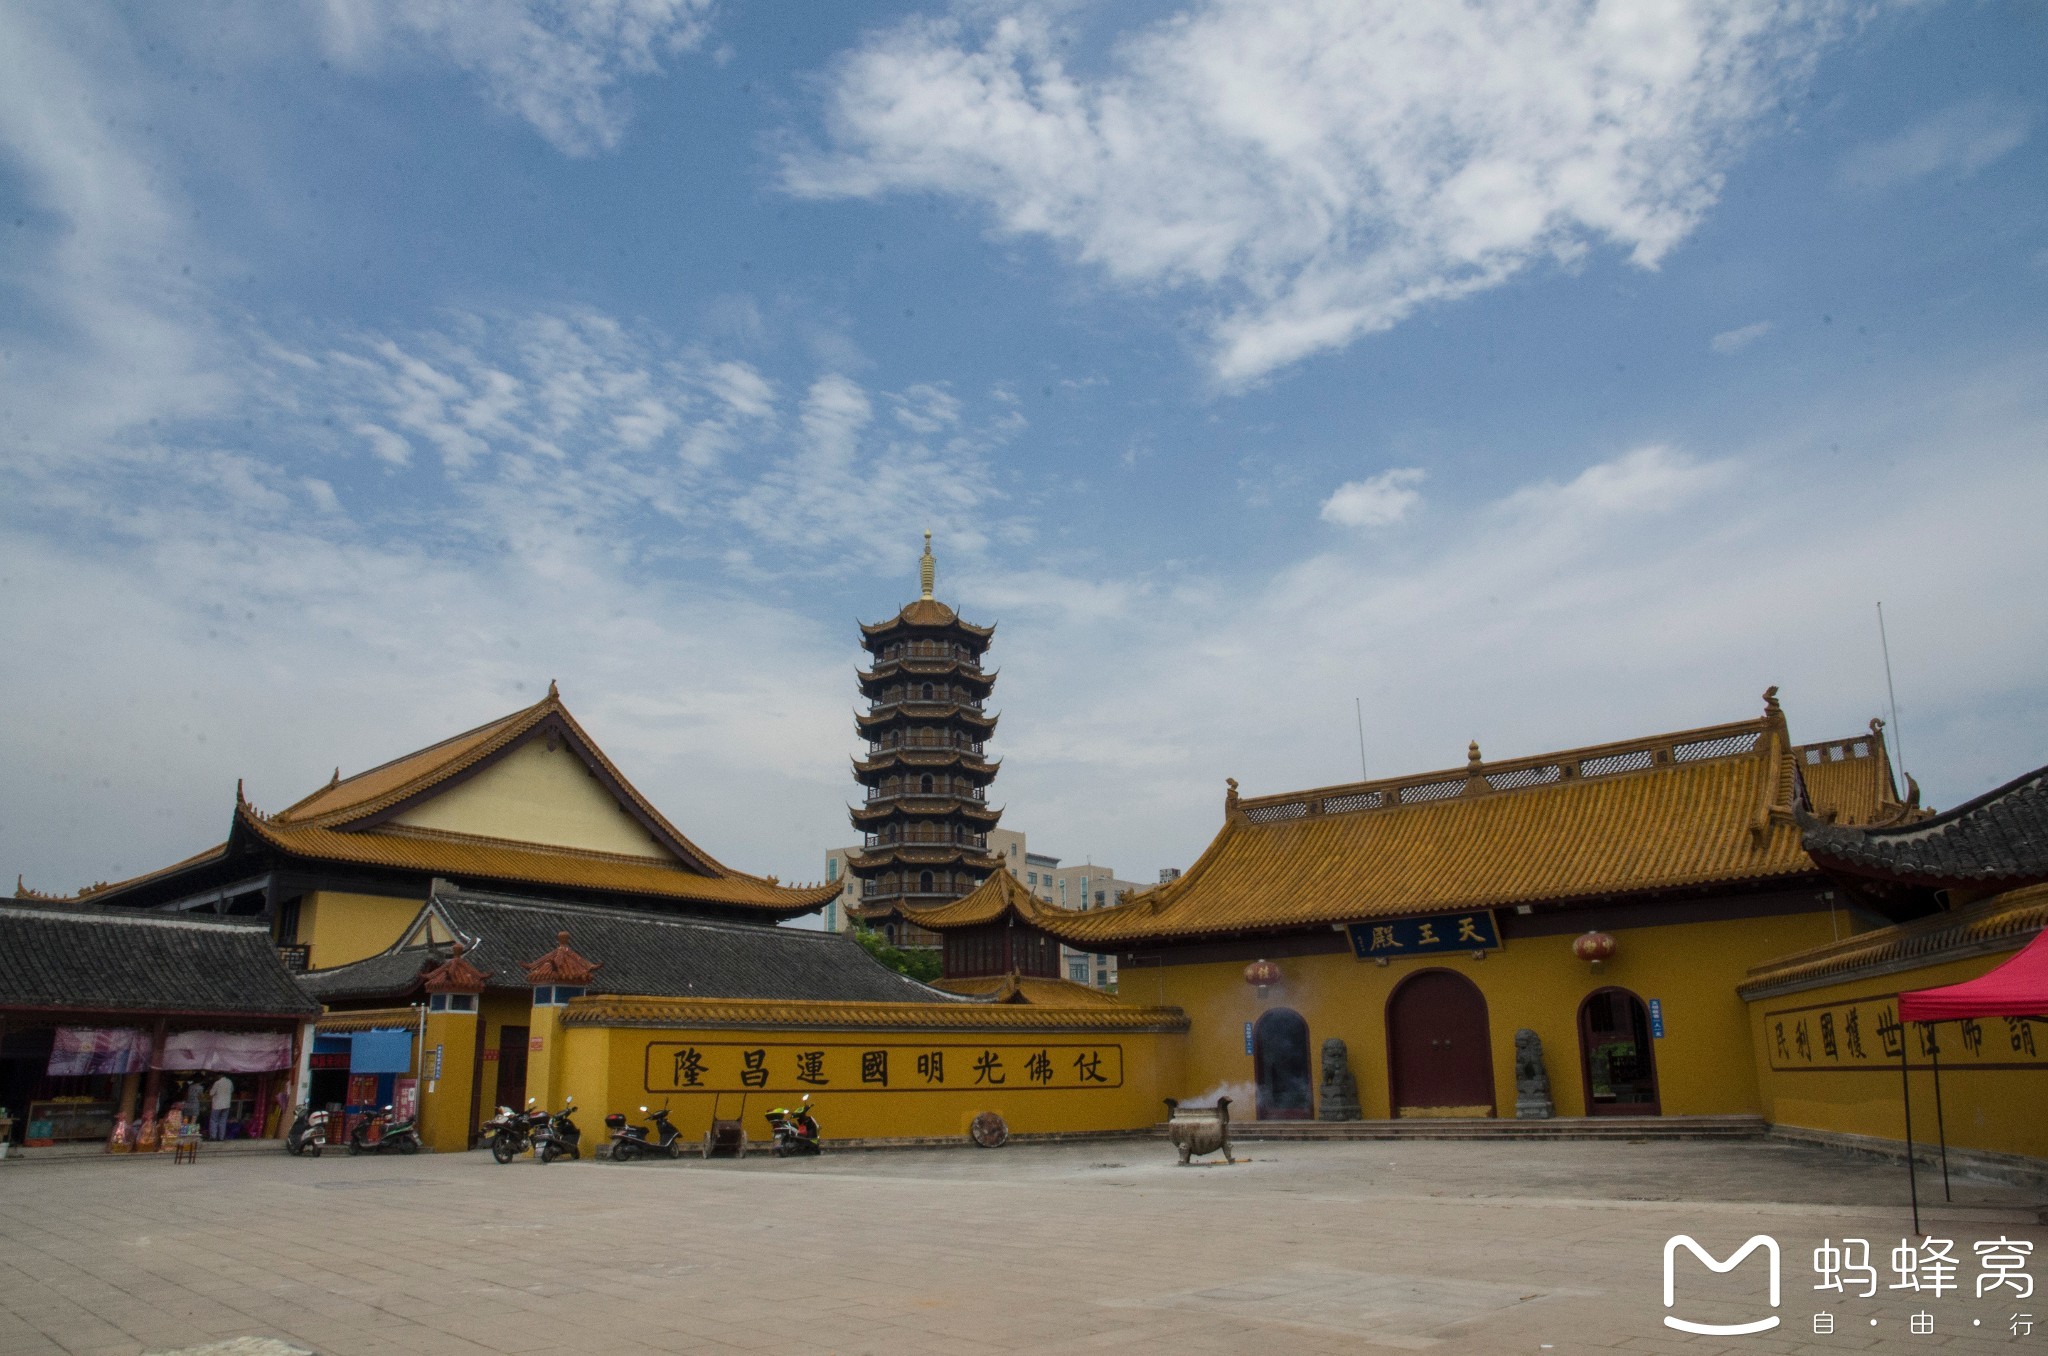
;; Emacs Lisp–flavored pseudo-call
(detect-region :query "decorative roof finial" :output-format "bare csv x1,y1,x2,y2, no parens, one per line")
548,678,559,699
1225,777,1240,812
1467,740,1483,771
329,767,341,788
1762,685,1781,714
919,530,935,601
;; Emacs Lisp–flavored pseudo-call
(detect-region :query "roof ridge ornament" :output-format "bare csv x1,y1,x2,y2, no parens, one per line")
919,529,935,601
548,678,559,699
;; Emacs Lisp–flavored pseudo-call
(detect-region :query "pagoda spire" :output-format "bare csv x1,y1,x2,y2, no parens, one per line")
920,529,935,601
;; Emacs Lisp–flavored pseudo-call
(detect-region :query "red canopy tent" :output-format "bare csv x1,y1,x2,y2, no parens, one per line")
1899,930,2048,1020
1892,931,2048,1231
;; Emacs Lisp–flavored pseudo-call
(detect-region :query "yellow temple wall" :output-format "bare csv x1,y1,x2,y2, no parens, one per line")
390,738,674,859
1745,951,2048,1163
549,1019,1186,1147
1138,910,1842,1120
298,890,425,969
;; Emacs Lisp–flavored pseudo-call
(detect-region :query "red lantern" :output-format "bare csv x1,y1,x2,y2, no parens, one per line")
1243,959,1281,994
1572,931,1616,967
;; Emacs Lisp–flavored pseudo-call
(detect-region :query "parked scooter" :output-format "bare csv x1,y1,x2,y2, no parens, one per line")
604,1104,682,1160
347,1104,421,1155
764,1095,821,1157
485,1097,550,1163
285,1104,330,1157
534,1098,582,1164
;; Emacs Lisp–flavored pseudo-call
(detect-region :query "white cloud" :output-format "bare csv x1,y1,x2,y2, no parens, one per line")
788,0,1847,384
318,0,716,155
1837,97,2032,192
969,366,2048,878
1321,468,1425,528
1710,320,1773,354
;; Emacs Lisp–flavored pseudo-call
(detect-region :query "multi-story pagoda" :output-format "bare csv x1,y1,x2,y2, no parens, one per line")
847,534,1003,947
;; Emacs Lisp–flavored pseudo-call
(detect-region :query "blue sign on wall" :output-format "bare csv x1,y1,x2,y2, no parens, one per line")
1649,999,1665,1039
1244,1021,1254,1055
1346,910,1502,960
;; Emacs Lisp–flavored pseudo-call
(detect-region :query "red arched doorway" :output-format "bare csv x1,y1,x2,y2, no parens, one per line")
1578,987,1661,1116
1252,1008,1313,1119
1386,969,1495,1117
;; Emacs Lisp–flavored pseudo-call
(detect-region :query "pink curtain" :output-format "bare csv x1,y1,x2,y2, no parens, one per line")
48,1027,151,1075
155,1030,292,1072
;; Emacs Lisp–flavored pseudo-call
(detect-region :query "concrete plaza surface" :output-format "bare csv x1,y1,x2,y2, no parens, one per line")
1,1138,2044,1356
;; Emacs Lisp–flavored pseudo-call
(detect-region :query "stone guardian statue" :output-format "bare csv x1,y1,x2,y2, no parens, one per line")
1317,1037,1362,1121
1514,1028,1553,1119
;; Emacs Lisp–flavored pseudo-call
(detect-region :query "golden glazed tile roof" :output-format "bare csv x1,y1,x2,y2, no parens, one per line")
23,687,834,916
933,973,1139,1008
559,992,1187,1033
1736,882,2048,1000
1018,695,1908,949
315,1006,421,1034
235,805,837,913
900,867,1071,931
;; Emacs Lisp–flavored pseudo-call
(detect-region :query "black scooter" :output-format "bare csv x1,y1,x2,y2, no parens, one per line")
534,1098,582,1164
487,1097,549,1163
284,1104,329,1157
347,1105,421,1155
604,1104,682,1160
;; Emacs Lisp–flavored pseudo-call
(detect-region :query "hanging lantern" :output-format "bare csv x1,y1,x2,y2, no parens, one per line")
1243,958,1281,996
1572,931,1616,971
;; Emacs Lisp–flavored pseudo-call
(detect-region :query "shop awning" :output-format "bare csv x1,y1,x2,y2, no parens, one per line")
1899,930,2048,1021
348,1029,414,1073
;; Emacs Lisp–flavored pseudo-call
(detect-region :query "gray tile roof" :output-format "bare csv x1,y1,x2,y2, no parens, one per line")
298,886,971,1007
1803,764,2048,886
0,901,318,1017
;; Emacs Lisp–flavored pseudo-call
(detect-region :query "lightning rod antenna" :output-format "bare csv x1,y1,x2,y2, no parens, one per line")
1877,602,1906,783
1354,697,1368,782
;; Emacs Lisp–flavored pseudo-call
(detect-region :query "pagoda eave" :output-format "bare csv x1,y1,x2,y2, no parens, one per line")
853,752,999,778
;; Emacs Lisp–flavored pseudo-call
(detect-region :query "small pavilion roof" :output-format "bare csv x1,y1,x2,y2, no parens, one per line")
986,694,1910,949
899,867,1073,932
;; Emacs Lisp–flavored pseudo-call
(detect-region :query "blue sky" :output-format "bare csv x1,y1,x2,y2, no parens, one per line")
3,0,2044,897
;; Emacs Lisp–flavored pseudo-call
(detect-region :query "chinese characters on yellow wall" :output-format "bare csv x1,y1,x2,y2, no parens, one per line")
1764,996,2047,1072
643,1041,1125,1094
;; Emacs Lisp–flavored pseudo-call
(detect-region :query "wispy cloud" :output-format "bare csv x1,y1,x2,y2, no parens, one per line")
1710,320,1773,354
1837,97,2032,192
318,0,716,156
787,0,1848,385
1321,468,1425,529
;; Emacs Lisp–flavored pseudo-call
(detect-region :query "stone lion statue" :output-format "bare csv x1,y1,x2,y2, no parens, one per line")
1514,1028,1553,1119
1317,1037,1361,1121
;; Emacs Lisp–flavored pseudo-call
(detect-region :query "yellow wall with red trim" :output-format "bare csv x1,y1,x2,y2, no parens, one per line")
1130,910,1842,1120
1746,950,2048,1162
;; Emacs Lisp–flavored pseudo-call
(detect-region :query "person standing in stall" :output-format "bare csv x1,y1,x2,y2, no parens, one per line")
207,1071,234,1140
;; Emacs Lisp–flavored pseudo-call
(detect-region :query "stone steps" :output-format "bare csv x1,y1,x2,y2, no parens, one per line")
1218,1115,1767,1142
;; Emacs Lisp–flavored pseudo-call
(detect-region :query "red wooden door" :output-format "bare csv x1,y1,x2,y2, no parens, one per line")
494,1026,529,1112
1386,969,1495,1117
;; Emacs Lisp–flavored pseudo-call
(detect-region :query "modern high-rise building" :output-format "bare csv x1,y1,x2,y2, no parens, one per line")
843,534,1003,947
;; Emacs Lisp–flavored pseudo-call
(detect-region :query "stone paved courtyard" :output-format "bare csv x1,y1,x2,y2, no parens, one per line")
1,1138,2044,1355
